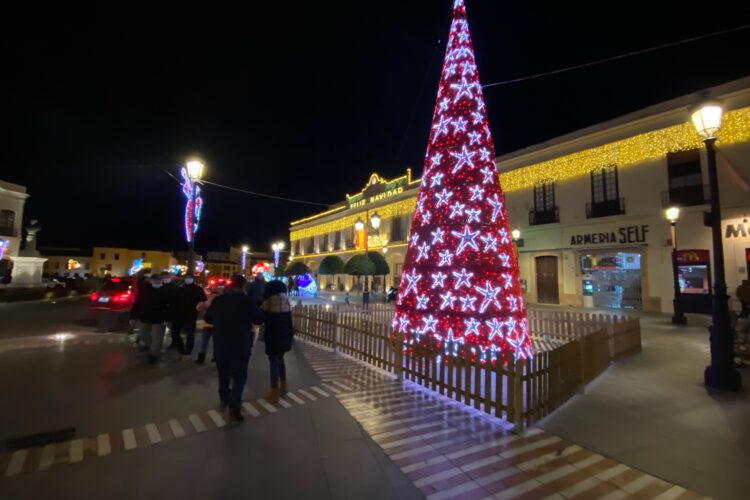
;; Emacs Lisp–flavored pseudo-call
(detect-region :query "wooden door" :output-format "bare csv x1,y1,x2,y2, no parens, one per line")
535,256,559,304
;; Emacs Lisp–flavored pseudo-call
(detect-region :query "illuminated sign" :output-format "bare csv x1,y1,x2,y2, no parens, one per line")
346,173,410,209
569,225,650,247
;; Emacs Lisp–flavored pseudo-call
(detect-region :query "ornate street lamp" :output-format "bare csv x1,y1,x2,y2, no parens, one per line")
665,207,687,325
691,102,741,390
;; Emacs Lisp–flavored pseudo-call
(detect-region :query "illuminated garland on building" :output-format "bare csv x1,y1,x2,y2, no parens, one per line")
497,107,750,192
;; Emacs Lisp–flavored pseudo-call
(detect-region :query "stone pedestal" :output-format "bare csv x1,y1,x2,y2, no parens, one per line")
9,256,47,288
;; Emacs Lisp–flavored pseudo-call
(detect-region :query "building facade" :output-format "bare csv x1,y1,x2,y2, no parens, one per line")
0,180,27,259
289,77,750,313
40,247,93,278
92,247,176,277
289,171,420,292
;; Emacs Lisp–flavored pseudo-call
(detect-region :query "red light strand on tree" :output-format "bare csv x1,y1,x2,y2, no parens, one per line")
392,0,533,363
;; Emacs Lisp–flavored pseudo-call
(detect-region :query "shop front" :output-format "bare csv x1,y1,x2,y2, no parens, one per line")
518,218,665,312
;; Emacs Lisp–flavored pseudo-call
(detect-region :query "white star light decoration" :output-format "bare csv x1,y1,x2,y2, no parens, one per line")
431,227,446,245
403,270,421,296
449,77,475,102
476,281,502,313
464,317,481,336
452,268,473,289
432,115,450,143
479,234,498,252
459,295,476,312
431,271,448,288
480,166,494,184
416,294,429,310
485,318,503,340
451,225,479,255
439,292,456,310
438,250,453,267
450,145,476,174
452,116,468,133
465,208,481,223
435,188,452,206
430,152,443,168
430,172,444,188
487,194,504,222
449,202,465,219
469,185,484,201
468,131,482,145
416,242,431,262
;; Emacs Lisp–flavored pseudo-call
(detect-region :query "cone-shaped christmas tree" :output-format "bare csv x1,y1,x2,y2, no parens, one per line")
392,0,532,362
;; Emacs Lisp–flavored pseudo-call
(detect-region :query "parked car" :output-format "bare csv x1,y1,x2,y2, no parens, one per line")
90,277,136,332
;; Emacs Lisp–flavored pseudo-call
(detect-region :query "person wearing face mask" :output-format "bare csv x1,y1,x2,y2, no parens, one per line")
130,274,171,364
171,275,207,355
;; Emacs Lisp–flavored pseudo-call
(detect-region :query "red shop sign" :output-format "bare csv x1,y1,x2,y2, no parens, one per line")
676,249,710,265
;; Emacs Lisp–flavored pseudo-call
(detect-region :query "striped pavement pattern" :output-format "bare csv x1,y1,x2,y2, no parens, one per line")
0,381,346,479
297,341,708,500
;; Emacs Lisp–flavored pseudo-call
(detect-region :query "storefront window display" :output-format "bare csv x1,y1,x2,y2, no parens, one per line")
580,252,642,310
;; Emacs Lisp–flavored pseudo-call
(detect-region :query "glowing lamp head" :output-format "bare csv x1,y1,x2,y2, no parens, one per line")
354,218,365,231
382,247,388,254
511,228,521,241
370,212,381,229
665,207,680,224
186,160,204,181
691,102,723,140
242,245,249,253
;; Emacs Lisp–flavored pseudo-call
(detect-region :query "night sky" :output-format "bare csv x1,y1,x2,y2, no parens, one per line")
4,2,750,256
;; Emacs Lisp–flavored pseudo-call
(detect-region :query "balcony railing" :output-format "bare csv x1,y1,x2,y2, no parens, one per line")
528,207,559,226
660,184,710,208
586,198,625,219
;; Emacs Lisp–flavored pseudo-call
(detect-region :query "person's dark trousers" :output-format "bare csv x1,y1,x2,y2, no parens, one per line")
170,320,186,352
217,354,251,406
268,353,287,387
179,320,197,354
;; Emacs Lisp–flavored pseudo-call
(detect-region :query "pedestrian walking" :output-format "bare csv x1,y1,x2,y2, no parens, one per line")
195,288,219,364
204,275,262,421
130,273,171,364
171,275,207,355
260,280,294,404
160,272,181,351
246,273,266,306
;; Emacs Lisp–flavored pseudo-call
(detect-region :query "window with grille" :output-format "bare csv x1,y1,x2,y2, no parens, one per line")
667,150,704,206
534,182,555,212
591,166,619,203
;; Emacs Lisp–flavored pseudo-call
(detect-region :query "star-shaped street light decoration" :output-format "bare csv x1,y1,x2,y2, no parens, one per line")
438,250,453,267
487,194,504,222
449,201,465,219
431,271,448,289
451,225,480,255
480,166,494,184
440,291,457,310
452,116,468,133
476,280,502,313
416,294,430,310
431,227,446,245
468,131,482,145
450,145,477,174
435,188,453,206
479,234,498,253
479,148,491,161
459,295,477,312
464,317,481,336
469,185,484,201
432,115,451,143
430,172,445,188
403,270,422,297
485,318,503,341
465,208,481,224
416,242,431,263
449,77,475,102
420,315,438,335
452,267,474,290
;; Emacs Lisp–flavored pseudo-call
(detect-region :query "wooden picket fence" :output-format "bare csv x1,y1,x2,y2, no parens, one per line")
291,304,640,430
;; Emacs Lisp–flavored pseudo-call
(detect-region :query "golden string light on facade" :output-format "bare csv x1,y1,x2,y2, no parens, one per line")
498,106,750,192
290,197,417,241
291,107,750,242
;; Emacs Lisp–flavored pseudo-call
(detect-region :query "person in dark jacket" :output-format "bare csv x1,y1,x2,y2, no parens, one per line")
204,275,262,421
246,273,266,306
171,276,207,354
130,274,171,364
260,280,294,403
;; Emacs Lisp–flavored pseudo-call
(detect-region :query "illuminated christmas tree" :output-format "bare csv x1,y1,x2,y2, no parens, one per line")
392,0,532,362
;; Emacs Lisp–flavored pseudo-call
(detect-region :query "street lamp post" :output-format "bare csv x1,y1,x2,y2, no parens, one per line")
354,210,380,306
241,245,249,275
666,207,687,325
185,160,204,277
691,102,741,391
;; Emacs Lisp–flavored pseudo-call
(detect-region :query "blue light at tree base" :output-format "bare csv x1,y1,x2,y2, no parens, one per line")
296,273,318,297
